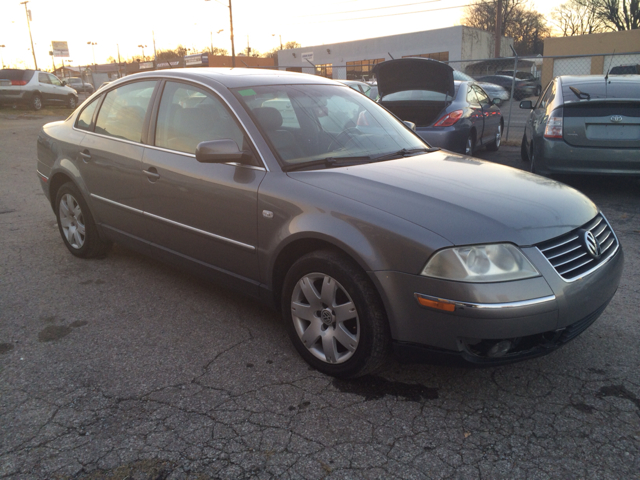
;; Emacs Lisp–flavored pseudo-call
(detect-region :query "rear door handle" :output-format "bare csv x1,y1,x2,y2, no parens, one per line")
143,167,160,182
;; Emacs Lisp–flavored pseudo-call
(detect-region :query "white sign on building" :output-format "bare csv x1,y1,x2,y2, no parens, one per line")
301,52,314,63
52,41,70,58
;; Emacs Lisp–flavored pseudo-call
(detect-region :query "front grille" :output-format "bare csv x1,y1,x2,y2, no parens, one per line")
536,213,619,281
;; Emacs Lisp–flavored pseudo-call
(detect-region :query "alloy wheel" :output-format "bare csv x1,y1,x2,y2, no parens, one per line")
59,193,86,249
291,273,360,364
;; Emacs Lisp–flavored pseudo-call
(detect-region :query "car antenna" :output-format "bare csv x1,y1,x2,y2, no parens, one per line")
604,49,616,82
388,52,395,60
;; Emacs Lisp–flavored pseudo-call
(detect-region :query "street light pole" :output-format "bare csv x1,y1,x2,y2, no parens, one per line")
20,1,38,70
137,44,147,61
205,0,235,67
87,42,97,64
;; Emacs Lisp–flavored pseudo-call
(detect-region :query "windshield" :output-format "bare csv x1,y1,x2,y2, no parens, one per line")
234,84,427,168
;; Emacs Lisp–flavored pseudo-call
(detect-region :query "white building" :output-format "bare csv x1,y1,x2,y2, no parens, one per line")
277,26,514,80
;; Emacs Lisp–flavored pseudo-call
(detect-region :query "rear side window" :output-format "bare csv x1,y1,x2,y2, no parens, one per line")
0,70,34,82
155,81,246,154
95,81,157,143
76,97,101,131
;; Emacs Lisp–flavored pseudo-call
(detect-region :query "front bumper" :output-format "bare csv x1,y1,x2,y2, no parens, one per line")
370,242,623,363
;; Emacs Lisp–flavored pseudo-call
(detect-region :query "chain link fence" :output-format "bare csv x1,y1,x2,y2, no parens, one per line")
276,51,640,145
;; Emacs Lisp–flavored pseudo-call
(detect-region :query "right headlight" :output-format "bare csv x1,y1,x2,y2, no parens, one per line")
421,244,539,283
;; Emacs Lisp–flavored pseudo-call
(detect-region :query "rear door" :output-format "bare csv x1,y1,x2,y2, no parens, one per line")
77,80,158,243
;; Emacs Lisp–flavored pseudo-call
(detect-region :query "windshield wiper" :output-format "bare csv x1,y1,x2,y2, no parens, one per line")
370,147,440,163
569,86,591,101
281,156,371,172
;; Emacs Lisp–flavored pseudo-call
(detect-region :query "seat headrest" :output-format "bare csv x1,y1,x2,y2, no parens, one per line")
252,107,283,130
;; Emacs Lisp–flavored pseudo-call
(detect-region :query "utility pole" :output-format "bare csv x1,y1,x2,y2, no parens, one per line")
117,43,122,78
229,0,235,67
20,1,38,70
152,31,157,58
0,45,6,68
494,0,503,58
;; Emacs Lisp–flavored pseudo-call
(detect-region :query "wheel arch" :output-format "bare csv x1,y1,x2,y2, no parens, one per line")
270,236,375,313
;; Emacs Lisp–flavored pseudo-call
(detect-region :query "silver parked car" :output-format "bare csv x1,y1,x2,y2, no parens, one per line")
0,69,78,110
520,75,640,176
37,68,623,377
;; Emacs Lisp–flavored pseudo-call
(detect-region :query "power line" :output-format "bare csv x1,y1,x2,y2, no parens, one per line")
297,0,442,18
305,3,471,24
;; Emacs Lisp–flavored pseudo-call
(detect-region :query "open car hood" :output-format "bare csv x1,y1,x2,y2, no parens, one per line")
373,58,455,98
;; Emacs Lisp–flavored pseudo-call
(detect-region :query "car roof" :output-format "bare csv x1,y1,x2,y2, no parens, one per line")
119,68,340,90
558,74,639,84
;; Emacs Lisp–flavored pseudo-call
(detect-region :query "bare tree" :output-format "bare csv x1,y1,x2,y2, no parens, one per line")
462,0,550,54
552,0,607,35
575,0,640,30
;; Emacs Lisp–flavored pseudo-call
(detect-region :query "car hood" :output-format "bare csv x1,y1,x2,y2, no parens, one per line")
373,58,455,98
289,151,598,246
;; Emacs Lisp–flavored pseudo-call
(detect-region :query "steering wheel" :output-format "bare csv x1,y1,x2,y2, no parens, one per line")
328,127,363,152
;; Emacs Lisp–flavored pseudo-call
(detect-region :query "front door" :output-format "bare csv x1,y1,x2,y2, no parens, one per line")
141,80,265,292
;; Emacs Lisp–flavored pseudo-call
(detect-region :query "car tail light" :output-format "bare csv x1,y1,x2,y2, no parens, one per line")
11,80,27,86
544,116,563,138
433,110,463,127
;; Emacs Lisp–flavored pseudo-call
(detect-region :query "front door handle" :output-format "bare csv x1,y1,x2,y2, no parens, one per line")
79,150,91,162
143,167,160,182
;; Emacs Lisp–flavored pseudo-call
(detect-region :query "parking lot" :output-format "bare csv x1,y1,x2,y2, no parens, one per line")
0,111,638,479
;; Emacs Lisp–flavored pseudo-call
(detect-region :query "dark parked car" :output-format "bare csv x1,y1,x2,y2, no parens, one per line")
453,69,510,101
375,58,503,155
497,70,542,96
66,77,95,94
609,64,640,75
520,74,640,176
36,68,622,377
0,69,78,110
477,74,538,100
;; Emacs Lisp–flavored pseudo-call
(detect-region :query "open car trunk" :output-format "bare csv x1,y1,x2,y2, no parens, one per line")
379,100,447,127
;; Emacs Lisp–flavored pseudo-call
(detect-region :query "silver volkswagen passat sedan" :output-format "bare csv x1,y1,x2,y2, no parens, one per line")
36,68,623,378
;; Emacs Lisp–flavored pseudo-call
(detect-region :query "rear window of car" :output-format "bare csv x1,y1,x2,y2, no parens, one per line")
561,81,640,101
0,69,34,82
382,85,460,102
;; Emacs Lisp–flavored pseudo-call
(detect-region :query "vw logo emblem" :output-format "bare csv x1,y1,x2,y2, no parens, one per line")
584,231,601,259
610,115,623,123
320,309,334,326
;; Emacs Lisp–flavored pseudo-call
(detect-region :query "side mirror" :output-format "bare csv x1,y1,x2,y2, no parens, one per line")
403,120,416,131
61,80,67,86
195,139,251,164
519,100,534,109
492,98,502,106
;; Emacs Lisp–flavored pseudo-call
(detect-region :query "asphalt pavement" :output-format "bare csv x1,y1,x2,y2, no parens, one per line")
0,112,639,479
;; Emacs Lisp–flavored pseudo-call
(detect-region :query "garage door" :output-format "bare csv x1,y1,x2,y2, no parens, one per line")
553,57,592,77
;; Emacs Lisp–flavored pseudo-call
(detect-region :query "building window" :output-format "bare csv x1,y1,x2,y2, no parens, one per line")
315,64,333,78
402,52,450,62
346,58,385,80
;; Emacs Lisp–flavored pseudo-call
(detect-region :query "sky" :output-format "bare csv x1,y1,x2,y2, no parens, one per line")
1,0,560,70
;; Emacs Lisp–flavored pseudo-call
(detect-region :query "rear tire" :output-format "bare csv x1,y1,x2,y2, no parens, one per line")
32,94,42,111
464,132,475,156
520,134,529,162
486,122,502,151
282,250,390,378
55,182,111,258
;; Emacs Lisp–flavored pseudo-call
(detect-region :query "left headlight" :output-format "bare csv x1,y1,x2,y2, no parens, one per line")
421,244,539,283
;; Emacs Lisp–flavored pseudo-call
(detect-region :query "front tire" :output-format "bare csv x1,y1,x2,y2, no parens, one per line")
282,250,390,378
68,95,77,109
520,134,529,162
55,182,110,258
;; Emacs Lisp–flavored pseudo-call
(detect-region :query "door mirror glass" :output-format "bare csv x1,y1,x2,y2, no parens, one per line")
519,100,533,109
492,97,502,106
